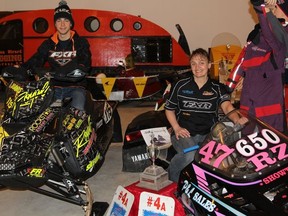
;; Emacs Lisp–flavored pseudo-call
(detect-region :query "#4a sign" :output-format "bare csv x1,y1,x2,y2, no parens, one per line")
105,185,135,216
138,191,175,216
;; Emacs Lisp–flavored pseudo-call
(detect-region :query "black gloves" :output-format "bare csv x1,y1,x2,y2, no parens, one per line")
224,84,234,94
250,0,264,6
54,61,87,83
247,23,261,44
250,0,265,14
1,66,30,81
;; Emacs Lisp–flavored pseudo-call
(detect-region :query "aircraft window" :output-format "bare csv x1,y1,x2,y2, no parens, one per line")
0,19,22,40
110,19,123,32
84,16,100,32
33,18,48,34
133,22,142,31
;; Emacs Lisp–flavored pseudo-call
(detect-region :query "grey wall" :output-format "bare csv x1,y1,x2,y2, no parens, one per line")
0,0,258,51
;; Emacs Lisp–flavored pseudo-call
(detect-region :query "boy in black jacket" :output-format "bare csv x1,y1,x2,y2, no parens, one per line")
21,1,92,110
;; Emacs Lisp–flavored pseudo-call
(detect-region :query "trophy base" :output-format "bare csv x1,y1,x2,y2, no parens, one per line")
137,165,172,191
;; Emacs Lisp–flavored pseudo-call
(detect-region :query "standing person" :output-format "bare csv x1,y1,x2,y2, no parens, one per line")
226,1,286,132
165,48,244,182
19,0,92,110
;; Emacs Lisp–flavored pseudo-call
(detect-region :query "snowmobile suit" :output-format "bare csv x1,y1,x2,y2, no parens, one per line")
226,5,286,132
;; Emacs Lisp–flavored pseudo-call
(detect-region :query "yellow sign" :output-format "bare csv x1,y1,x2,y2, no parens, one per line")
102,78,116,99
133,77,148,98
210,45,242,80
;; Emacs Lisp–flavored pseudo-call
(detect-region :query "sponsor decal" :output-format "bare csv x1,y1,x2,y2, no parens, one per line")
16,81,50,106
131,153,149,162
182,90,193,94
251,46,267,53
202,91,213,96
86,152,101,171
49,51,76,65
262,167,288,185
28,168,44,178
183,100,212,109
181,180,216,213
29,108,55,132
74,116,93,157
83,128,96,155
192,192,216,212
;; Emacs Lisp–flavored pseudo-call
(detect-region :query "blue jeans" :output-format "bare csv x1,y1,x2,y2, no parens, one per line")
168,134,207,182
54,87,86,111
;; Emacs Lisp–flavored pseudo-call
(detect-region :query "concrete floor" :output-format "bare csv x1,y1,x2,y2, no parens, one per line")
0,98,155,216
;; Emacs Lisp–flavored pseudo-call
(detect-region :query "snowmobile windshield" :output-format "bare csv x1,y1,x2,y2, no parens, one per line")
194,109,288,182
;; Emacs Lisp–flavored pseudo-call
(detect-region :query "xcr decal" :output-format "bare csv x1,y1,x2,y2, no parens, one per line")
50,51,76,66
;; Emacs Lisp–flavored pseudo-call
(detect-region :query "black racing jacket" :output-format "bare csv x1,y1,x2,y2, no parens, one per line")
22,30,92,87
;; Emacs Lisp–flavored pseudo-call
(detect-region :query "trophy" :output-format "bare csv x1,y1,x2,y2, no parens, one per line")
137,131,172,191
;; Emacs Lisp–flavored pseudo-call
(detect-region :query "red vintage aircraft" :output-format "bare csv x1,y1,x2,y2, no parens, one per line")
0,9,190,100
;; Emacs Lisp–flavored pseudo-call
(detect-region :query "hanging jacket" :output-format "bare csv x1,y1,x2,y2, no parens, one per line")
226,5,285,91
226,4,286,132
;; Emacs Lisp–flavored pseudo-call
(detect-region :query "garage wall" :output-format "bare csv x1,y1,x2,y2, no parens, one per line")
0,0,258,51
